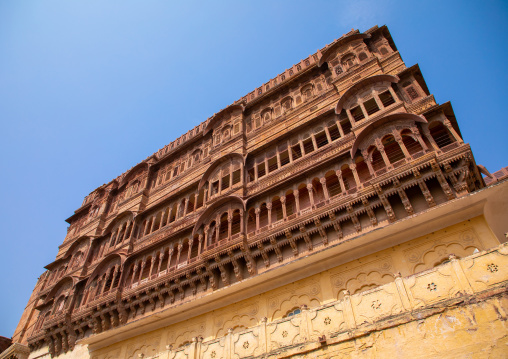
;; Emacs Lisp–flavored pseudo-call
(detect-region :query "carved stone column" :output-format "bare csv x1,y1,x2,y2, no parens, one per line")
167,248,174,271
336,170,346,194
324,126,332,143
394,133,411,160
280,196,287,219
410,126,429,152
349,163,361,188
157,251,164,274
150,215,157,233
187,238,194,262
443,118,463,143
320,177,330,200
294,190,300,212
183,197,189,217
148,255,155,278
227,215,233,239
131,263,139,286
267,203,272,225
375,139,392,169
255,207,260,231
138,260,146,283
422,127,441,152
239,210,244,234
307,183,315,207
176,242,183,265
198,234,203,255
215,215,220,243
203,225,210,248
361,149,375,177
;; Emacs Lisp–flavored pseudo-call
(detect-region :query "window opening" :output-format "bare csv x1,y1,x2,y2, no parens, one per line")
364,98,380,116
268,156,278,173
291,144,302,160
280,150,290,166
379,90,395,107
351,105,365,122
303,138,314,155
232,169,241,185
315,131,329,148
328,124,341,141
221,174,230,191
257,163,266,178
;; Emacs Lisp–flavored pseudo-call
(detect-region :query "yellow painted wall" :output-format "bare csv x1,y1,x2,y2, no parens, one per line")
27,216,505,359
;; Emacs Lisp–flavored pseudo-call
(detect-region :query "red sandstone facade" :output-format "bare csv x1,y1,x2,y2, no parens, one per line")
11,25,492,357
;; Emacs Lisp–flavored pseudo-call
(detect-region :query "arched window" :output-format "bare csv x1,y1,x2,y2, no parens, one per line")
325,170,342,197
382,135,405,164
401,130,423,156
284,307,301,318
247,208,256,234
429,122,455,148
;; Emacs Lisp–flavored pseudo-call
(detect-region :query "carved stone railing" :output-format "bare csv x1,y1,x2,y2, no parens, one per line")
141,242,508,359
406,94,437,115
246,134,355,194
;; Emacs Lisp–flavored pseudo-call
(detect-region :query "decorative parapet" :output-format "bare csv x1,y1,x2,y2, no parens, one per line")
0,343,30,359
140,242,508,359
406,94,437,115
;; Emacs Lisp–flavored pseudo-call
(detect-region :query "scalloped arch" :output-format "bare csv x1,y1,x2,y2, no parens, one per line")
335,74,399,115
350,112,427,157
318,33,371,67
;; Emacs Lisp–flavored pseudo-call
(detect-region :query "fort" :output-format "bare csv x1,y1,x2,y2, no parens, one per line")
3,25,508,359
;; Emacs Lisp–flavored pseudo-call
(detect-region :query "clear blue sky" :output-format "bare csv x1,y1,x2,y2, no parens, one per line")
0,0,507,337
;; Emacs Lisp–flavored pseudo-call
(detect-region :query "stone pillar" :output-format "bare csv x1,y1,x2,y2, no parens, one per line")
175,203,181,220
167,248,174,271
444,119,463,143
336,170,346,194
375,139,391,168
280,196,287,219
215,215,220,243
359,102,368,119
294,190,300,212
218,171,223,195
335,116,345,137
310,134,318,151
320,177,330,200
150,215,157,233
183,198,189,216
422,127,441,152
373,93,384,110
395,133,411,159
203,226,209,249
255,207,260,231
267,203,272,226
131,263,139,286
412,127,429,152
388,86,398,102
346,109,356,126
324,126,332,143
148,255,155,278
254,161,259,180
138,260,145,283
239,210,244,234
176,242,183,265
227,215,232,239
198,234,203,255
157,252,164,274
362,149,375,177
350,163,361,188
307,183,315,207
187,238,194,262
